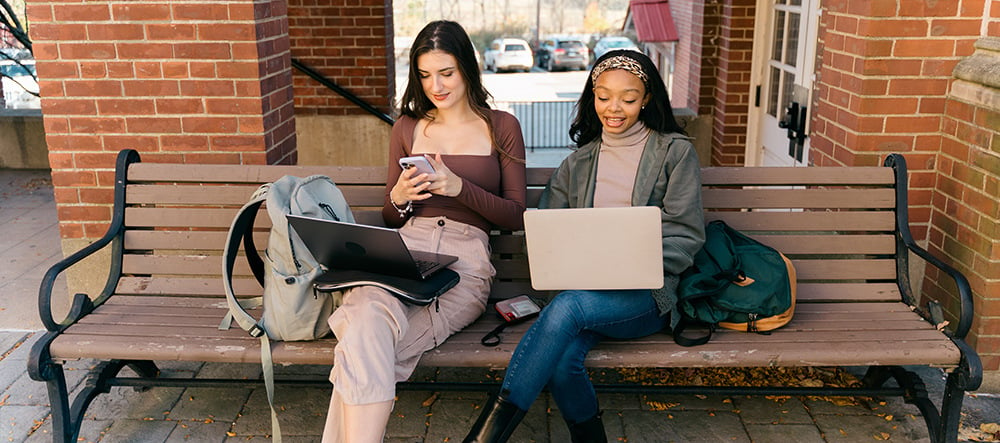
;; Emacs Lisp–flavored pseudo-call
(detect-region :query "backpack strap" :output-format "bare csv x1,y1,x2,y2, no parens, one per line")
222,187,269,337
243,222,266,286
671,319,714,347
243,185,269,286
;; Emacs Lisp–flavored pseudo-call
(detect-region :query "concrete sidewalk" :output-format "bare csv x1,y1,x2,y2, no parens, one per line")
1,167,997,442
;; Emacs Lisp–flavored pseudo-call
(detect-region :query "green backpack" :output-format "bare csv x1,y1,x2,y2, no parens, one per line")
673,220,797,346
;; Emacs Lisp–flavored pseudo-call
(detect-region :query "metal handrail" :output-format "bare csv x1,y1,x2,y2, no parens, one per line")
291,58,394,125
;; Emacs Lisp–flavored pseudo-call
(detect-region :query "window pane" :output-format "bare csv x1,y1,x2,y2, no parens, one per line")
787,12,800,66
781,72,796,114
771,11,786,62
768,66,781,117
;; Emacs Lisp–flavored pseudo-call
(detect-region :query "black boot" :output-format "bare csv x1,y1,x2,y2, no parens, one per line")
463,394,526,443
567,411,607,443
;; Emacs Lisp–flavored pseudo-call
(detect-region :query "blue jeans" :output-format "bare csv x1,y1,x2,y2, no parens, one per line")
500,289,668,423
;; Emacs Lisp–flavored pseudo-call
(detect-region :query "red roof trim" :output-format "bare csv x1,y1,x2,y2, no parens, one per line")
628,0,679,43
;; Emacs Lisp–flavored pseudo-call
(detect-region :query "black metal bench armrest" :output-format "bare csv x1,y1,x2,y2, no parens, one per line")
37,149,140,331
885,153,975,340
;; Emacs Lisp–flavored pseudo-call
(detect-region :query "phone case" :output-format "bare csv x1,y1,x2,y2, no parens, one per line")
399,156,435,176
494,295,541,323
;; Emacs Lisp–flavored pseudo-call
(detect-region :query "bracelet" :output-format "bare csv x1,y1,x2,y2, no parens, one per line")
390,198,412,218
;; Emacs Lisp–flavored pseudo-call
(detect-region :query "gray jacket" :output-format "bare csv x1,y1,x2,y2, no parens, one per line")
538,131,706,324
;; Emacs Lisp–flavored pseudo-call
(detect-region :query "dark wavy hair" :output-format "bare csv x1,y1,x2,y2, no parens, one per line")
569,49,685,146
398,21,517,158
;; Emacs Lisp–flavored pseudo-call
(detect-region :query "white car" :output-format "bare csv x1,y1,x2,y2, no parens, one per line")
593,36,640,60
483,38,533,73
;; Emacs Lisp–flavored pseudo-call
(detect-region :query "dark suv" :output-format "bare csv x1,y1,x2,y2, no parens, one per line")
536,37,589,71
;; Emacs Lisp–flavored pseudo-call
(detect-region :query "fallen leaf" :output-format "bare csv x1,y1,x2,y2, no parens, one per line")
421,392,438,407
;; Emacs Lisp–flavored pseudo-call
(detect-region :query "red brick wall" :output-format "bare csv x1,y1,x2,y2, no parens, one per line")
668,0,703,111
28,0,296,239
708,0,754,166
811,0,980,236
287,0,394,116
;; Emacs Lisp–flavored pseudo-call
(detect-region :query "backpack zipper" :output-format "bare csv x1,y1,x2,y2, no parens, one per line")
318,203,341,221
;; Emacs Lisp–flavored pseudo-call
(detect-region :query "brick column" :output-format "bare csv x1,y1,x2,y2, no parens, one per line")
708,0,755,166
935,36,1000,389
27,0,295,297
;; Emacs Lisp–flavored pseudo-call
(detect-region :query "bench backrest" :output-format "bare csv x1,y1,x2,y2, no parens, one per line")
115,159,901,305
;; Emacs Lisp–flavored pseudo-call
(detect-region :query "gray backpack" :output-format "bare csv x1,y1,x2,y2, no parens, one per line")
221,174,354,442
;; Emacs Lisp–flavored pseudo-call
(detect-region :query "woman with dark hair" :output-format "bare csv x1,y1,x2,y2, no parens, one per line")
322,20,526,443
464,50,705,443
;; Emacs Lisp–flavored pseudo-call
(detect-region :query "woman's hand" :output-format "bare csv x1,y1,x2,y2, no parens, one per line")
390,164,434,205
425,154,463,197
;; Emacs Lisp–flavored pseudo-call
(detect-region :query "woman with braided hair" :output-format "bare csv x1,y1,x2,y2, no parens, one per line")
464,50,705,443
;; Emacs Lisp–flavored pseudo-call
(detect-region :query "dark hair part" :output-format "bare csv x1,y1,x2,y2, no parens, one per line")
569,49,685,146
399,21,520,161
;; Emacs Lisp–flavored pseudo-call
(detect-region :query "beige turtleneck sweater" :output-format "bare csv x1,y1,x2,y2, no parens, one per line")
593,121,651,208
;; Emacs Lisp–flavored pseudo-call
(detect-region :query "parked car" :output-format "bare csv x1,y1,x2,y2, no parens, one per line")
536,37,589,71
593,36,640,60
483,38,533,73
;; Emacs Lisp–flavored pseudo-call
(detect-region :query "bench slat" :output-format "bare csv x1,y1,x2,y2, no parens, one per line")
127,163,555,186
746,234,895,255
126,184,387,207
117,276,263,296
49,324,957,369
792,259,896,280
84,307,923,328
111,280,901,303
120,254,897,282
123,230,527,256
707,211,895,231
700,167,894,186
127,163,388,184
48,331,957,368
702,188,895,209
121,230,894,258
795,283,900,302
62,321,949,345
124,231,269,250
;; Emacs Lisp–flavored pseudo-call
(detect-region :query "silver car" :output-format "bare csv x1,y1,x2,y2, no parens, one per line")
483,38,534,73
537,37,589,71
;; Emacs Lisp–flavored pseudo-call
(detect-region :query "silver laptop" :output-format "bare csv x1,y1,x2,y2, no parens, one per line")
286,214,458,280
523,206,664,290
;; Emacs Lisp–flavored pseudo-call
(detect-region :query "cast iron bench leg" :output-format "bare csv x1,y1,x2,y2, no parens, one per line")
863,366,945,443
42,359,160,442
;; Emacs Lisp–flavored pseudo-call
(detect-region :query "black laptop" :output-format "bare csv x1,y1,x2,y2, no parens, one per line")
286,214,458,281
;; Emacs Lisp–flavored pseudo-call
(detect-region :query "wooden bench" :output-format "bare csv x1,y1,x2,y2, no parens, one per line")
28,148,981,443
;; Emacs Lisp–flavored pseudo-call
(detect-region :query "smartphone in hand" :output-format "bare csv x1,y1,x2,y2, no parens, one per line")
399,155,435,176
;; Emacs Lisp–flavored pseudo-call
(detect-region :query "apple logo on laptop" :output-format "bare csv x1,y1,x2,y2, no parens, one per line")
345,241,366,256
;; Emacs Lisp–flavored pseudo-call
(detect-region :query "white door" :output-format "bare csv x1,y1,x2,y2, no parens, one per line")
746,0,819,167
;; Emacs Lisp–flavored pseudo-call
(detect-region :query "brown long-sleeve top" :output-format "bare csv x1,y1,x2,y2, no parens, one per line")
381,110,527,233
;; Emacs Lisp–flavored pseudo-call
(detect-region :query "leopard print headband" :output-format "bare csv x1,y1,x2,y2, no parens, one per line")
590,55,649,85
